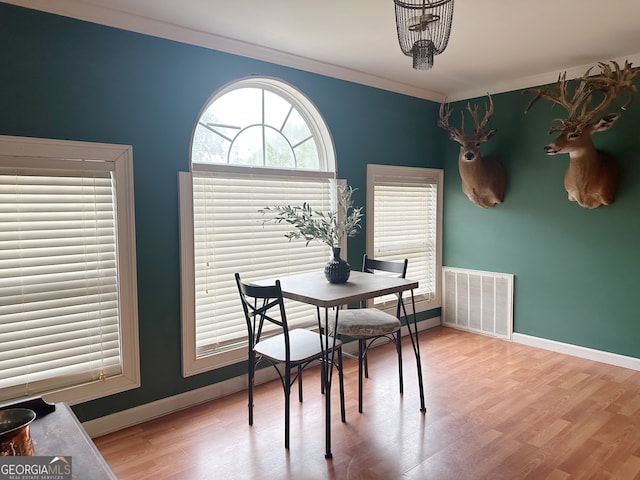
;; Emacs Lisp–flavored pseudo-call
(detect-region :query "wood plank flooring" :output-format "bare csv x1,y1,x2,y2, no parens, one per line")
94,327,640,479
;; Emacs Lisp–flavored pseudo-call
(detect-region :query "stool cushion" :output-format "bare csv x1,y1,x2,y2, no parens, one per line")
336,308,401,338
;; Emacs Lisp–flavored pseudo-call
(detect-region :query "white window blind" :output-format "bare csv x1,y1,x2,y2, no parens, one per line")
0,167,122,401
192,170,334,358
368,165,442,311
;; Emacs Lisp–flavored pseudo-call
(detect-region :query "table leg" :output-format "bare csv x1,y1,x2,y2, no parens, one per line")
317,306,339,458
402,290,426,412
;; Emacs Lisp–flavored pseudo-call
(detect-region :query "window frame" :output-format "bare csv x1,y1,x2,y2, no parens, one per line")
366,164,443,315
181,77,337,376
0,135,140,405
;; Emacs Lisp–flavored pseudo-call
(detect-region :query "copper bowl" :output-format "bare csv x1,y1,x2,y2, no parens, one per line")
0,408,36,456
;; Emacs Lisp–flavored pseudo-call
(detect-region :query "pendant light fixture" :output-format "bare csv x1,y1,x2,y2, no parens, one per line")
394,0,455,70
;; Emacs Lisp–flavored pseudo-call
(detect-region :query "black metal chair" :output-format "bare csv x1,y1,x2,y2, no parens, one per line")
235,272,346,449
335,255,414,413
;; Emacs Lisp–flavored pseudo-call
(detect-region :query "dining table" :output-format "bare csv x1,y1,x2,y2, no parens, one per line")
257,270,426,458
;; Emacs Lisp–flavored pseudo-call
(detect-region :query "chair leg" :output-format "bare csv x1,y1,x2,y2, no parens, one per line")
337,347,346,422
298,364,303,402
248,352,255,426
358,338,365,413
364,344,369,379
396,330,404,395
284,364,291,449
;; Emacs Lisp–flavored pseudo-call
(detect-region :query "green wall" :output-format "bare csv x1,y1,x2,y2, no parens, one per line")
2,3,638,423
0,4,441,421
442,91,640,358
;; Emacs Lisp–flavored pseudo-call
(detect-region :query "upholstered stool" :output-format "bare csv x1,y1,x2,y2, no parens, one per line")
336,309,401,338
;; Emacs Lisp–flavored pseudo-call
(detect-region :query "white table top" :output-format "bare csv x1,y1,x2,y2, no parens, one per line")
256,270,418,308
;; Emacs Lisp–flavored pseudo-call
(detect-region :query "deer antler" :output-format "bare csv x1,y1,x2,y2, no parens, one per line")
525,61,639,132
525,69,593,130
466,94,494,133
439,94,494,140
438,101,464,141
586,60,638,116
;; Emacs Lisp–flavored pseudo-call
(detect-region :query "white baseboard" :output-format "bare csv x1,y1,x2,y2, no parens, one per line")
83,364,264,438
83,316,441,438
513,333,640,371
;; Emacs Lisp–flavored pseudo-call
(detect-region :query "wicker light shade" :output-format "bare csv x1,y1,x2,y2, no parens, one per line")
394,0,454,70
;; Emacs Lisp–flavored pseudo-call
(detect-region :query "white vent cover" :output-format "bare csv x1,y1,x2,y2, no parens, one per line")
442,267,514,340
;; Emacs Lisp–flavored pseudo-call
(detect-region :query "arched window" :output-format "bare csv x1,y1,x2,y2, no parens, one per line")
180,78,338,375
191,78,333,170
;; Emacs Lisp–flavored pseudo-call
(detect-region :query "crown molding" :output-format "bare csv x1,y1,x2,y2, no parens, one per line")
2,0,445,102
447,52,640,102
5,1,640,103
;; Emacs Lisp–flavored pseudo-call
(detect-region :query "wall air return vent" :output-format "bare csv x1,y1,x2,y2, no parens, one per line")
442,267,514,340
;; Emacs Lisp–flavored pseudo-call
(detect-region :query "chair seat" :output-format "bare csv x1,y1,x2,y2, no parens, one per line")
336,308,401,338
255,329,342,363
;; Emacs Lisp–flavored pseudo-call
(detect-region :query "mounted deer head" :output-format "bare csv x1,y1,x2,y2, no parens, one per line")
525,60,638,209
439,94,507,208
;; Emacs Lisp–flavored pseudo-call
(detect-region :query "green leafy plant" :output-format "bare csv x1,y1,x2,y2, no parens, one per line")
259,183,363,248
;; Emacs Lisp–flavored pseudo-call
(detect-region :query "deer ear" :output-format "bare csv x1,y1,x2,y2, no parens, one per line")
593,113,620,132
486,129,497,140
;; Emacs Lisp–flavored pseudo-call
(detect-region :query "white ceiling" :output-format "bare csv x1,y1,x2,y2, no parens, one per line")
6,0,640,102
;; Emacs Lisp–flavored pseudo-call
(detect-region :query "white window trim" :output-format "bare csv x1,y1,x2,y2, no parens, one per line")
179,171,206,375
0,135,140,405
181,77,337,377
366,164,443,315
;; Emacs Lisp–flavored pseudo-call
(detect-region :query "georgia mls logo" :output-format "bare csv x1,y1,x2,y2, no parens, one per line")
48,457,71,475
0,455,72,480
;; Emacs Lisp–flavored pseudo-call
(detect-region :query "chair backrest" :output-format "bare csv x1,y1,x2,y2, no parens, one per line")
362,254,408,278
235,272,289,351
360,255,409,311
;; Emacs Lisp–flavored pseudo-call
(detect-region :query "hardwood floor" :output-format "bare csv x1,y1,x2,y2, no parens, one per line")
94,327,640,479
